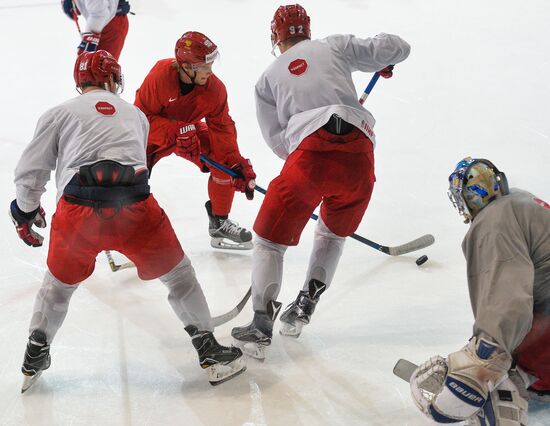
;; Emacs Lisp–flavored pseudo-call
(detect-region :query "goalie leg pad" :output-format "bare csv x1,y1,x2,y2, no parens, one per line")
466,377,528,426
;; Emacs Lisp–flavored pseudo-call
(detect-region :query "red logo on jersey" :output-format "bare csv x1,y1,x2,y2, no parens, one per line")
360,120,375,139
534,197,550,210
95,102,116,116
288,59,308,76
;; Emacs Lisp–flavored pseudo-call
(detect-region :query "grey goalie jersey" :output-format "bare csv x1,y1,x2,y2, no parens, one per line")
462,188,550,353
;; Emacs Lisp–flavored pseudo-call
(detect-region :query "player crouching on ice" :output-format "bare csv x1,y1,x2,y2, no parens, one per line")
231,4,410,360
409,157,550,425
134,31,256,250
10,50,245,393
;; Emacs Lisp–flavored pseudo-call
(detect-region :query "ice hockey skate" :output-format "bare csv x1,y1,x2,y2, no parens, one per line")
185,325,246,385
280,279,326,338
205,200,252,250
231,301,282,361
21,330,51,393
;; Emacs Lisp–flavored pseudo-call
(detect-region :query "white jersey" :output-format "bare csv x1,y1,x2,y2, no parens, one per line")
255,33,411,159
14,90,149,212
75,0,118,33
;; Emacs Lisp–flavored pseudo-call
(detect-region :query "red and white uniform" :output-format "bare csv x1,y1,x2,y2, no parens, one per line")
74,0,129,60
254,33,410,245
135,59,244,216
15,90,147,210
255,33,411,160
14,90,184,284
245,33,410,315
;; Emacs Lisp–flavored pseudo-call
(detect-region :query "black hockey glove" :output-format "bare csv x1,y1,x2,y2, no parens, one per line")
62,0,78,19
116,0,131,16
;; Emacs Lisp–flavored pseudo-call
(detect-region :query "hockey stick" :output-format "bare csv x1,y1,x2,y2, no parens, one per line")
105,250,134,272
393,359,441,393
104,245,248,326
212,287,251,327
199,155,434,256
71,0,82,34
359,72,381,104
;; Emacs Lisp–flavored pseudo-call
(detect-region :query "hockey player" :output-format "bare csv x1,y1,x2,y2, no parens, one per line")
231,4,411,359
409,157,550,424
10,50,245,392
62,0,131,61
134,31,256,250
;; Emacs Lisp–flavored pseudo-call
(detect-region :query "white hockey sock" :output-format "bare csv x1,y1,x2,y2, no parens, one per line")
29,270,79,343
159,255,214,331
251,236,287,312
303,217,345,291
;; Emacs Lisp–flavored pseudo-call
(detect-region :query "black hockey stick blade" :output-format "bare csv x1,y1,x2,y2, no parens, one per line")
393,359,441,393
212,287,252,327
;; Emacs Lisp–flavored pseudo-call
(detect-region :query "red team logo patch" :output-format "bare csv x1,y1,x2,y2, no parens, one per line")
95,102,116,116
288,59,308,76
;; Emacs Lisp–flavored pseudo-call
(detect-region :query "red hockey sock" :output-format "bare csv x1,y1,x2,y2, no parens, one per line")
208,172,234,217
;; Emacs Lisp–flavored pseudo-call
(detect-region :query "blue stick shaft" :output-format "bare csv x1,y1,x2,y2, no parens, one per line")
359,72,380,105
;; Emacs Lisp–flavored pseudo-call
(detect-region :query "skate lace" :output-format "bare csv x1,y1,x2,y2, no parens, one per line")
218,219,243,236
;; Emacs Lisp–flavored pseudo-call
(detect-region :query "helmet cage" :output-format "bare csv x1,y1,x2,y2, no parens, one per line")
448,157,509,222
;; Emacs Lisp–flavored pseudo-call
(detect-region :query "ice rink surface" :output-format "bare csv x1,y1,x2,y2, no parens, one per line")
0,0,549,424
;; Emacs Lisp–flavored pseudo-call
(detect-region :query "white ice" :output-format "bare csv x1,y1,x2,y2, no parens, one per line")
0,0,549,425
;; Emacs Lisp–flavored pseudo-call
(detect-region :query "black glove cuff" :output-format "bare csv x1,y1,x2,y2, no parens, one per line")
10,199,39,221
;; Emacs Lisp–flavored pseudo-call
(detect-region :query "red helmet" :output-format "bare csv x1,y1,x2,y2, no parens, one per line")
175,31,219,68
74,50,122,92
271,4,311,46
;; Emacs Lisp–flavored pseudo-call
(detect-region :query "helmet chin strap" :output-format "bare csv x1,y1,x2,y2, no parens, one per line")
181,66,197,84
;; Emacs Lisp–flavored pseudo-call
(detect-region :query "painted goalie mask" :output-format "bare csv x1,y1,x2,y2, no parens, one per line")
448,157,509,223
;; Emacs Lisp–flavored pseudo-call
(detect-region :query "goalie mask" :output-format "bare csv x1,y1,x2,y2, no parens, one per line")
448,157,509,223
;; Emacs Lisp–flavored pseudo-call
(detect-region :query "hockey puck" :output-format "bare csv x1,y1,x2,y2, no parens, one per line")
416,255,428,266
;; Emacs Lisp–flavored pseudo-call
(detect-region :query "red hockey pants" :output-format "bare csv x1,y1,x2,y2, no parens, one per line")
254,127,375,246
514,313,550,388
97,15,129,61
47,195,184,284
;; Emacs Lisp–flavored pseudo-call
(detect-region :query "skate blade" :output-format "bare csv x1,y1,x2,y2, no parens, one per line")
21,371,43,393
207,357,247,386
210,237,253,251
233,339,267,361
279,321,304,338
